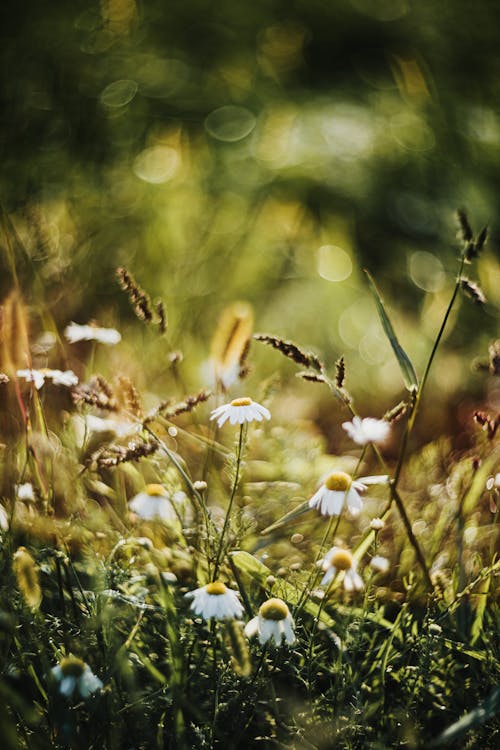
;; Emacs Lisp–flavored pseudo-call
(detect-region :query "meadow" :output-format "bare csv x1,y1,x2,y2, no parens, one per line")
0,207,498,749
1,1,499,748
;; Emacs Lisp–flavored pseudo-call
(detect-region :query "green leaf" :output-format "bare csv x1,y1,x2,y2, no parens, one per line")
365,270,419,390
470,572,491,646
430,686,500,747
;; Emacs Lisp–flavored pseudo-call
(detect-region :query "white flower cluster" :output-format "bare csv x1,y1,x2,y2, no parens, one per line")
184,583,296,648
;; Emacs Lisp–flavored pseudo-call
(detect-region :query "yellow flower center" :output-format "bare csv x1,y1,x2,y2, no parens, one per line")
230,397,252,407
329,549,353,571
145,484,166,496
324,471,352,492
60,656,85,677
259,597,289,621
205,581,227,595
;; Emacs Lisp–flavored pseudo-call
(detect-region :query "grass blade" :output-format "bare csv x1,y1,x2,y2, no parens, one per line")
430,686,500,747
365,270,418,390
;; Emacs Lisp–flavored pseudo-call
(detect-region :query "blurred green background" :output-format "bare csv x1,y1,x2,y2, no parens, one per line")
0,0,498,425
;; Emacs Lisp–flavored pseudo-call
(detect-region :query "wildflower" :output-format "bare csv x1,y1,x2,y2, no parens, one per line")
342,416,390,445
210,397,270,428
0,504,8,531
129,484,177,522
16,368,78,390
370,517,385,531
244,598,296,646
16,483,35,501
486,473,500,491
308,471,388,517
185,581,244,621
64,322,121,345
320,547,363,591
370,555,390,573
50,656,103,699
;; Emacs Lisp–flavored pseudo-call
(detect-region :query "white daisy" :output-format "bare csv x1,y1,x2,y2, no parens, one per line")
185,581,244,621
210,397,270,428
16,368,78,390
342,416,390,446
64,322,121,345
129,484,177,522
50,656,103,699
308,471,388,517
244,597,295,647
370,555,390,573
320,547,364,592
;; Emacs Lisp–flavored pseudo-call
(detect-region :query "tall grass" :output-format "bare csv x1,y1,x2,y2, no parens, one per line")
0,212,498,749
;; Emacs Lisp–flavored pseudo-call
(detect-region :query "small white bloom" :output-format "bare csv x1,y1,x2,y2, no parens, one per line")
370,517,386,531
16,483,35,502
16,368,78,389
308,471,388,517
370,555,390,573
51,656,102,700
210,397,270,428
129,484,177,522
485,473,500,491
48,369,79,387
342,416,390,446
185,581,244,621
244,598,295,647
64,322,121,345
320,547,364,592
0,504,9,531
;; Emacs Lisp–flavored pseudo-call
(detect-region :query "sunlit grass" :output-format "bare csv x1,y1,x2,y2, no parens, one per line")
0,210,498,749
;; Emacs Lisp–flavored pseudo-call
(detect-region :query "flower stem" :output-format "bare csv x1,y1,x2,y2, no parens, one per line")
213,423,246,580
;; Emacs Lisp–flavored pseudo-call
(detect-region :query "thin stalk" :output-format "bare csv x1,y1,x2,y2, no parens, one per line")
365,254,467,590
210,622,219,747
293,505,341,619
144,423,214,577
213,423,245,579
407,254,466,434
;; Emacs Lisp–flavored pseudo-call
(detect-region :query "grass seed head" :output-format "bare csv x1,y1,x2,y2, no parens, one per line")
13,546,42,610
0,290,30,376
